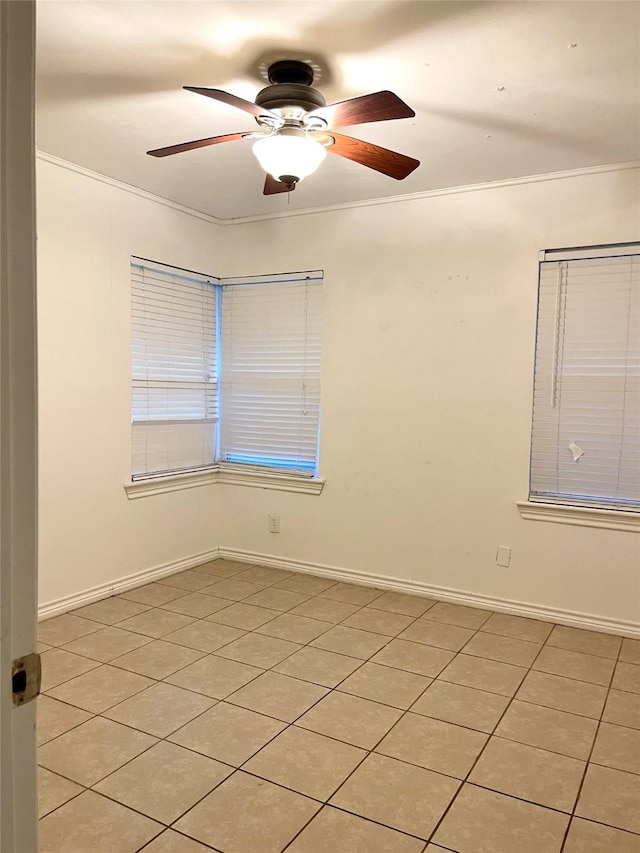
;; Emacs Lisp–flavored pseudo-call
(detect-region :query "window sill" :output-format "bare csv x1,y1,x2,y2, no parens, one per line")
516,501,640,533
125,467,325,499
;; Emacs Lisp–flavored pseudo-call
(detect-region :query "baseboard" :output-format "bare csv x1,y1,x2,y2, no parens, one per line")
38,547,220,620
219,546,640,639
39,543,640,638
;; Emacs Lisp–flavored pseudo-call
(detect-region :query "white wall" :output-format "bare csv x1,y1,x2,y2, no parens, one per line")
218,168,640,628
37,159,221,608
37,159,639,630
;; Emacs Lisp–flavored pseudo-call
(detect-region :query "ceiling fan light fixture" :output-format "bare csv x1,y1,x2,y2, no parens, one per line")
252,131,326,184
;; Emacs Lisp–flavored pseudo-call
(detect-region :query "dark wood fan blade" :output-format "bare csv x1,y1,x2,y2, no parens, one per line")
184,87,281,122
263,174,296,195
319,131,420,179
147,132,249,157
308,91,414,129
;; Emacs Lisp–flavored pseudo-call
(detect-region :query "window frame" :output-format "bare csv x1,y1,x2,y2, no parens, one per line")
128,258,324,495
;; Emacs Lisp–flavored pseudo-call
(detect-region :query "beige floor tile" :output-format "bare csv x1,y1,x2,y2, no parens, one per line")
174,772,320,851
95,741,232,824
433,783,569,853
481,612,553,643
38,767,83,817
160,592,230,618
39,614,102,646
243,587,310,612
46,664,154,713
462,631,542,667
533,646,615,686
39,790,162,853
120,583,187,606
103,682,216,737
234,566,294,585
613,661,640,693
399,619,475,651
72,597,150,625
40,648,100,692
286,806,425,853
296,691,402,749
215,632,300,668
37,642,52,653
291,596,362,623
274,574,338,595
469,736,585,811
438,653,527,696
245,725,366,800
341,607,415,637
320,582,383,606
38,717,157,786
193,559,249,578
169,701,285,764
274,646,363,687
140,830,214,853
157,570,215,591
165,654,262,698
163,619,245,653
563,817,640,853
226,671,328,722
516,670,607,718
620,638,640,665
424,602,492,629
112,639,205,679
310,625,389,659
330,752,460,839
200,577,267,601
256,612,332,644
207,601,280,630
338,662,431,709
117,608,196,638
411,680,509,733
37,695,93,746
546,625,622,660
576,764,640,833
495,700,598,760
371,638,455,677
61,626,152,662
591,722,640,774
603,688,640,730
368,591,436,617
377,712,488,778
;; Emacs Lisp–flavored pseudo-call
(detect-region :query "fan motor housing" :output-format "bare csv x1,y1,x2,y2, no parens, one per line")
256,60,326,113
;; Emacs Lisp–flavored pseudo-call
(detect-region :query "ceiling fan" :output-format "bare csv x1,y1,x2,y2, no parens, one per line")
147,59,420,195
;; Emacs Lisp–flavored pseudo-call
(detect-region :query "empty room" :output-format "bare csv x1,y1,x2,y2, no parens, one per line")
1,1,639,852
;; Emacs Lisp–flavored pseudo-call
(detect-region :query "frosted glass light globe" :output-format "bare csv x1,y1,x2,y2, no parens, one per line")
252,133,327,183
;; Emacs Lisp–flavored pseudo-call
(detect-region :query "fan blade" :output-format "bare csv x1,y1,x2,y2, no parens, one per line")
319,131,419,180
308,91,414,129
263,174,296,195
147,132,249,157
184,87,282,123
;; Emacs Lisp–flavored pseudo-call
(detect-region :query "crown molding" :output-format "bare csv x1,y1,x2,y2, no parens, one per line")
37,150,638,227
224,160,640,225
36,150,222,225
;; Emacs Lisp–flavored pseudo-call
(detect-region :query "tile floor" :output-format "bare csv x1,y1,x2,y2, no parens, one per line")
36,560,640,853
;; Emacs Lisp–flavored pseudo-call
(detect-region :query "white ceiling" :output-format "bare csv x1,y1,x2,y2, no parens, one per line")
36,0,640,220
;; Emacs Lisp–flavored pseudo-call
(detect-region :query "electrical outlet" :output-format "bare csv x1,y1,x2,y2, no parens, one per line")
496,545,511,568
268,514,280,533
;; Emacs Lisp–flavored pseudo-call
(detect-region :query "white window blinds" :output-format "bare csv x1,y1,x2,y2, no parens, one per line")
530,244,640,509
219,271,323,476
131,259,219,478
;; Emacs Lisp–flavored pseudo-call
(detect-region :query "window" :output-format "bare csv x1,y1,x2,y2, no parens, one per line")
529,243,639,511
130,258,323,481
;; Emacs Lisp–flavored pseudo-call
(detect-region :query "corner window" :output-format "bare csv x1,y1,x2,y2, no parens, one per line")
130,258,323,480
529,243,639,511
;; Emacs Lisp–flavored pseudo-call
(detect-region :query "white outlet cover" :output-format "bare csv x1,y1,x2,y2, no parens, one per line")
496,545,511,567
